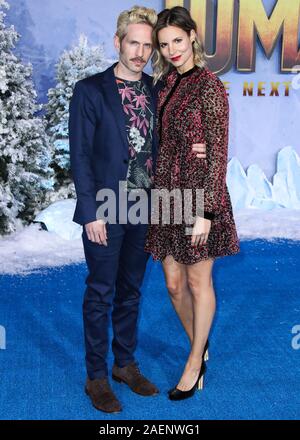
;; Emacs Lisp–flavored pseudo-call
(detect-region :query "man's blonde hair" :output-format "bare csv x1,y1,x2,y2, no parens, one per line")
116,5,158,42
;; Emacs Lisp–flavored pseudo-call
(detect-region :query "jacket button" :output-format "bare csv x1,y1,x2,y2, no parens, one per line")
123,159,129,164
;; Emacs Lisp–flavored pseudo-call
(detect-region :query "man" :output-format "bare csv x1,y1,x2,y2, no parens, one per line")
69,6,206,414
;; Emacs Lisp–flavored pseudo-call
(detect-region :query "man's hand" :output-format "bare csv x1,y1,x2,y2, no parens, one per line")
191,216,211,247
192,143,206,158
85,219,107,246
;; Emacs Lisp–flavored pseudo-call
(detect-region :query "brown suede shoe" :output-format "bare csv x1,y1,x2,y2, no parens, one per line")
112,362,159,396
85,377,122,413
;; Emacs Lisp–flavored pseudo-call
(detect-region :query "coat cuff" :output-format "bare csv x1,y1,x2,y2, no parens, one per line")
203,211,215,221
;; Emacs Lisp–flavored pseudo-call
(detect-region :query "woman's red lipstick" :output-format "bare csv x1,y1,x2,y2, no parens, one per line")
171,55,181,62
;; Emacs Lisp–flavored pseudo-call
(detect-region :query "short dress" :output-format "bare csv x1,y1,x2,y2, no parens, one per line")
144,65,240,264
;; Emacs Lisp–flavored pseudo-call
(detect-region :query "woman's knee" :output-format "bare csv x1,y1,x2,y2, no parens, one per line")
186,259,214,295
166,279,185,299
187,275,213,298
163,256,186,299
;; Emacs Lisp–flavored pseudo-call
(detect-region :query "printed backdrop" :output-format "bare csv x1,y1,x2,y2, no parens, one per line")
6,0,300,180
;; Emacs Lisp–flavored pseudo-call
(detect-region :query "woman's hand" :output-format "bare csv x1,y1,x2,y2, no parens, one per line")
191,216,211,247
192,143,206,158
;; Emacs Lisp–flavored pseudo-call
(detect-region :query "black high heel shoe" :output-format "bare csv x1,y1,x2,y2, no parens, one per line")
168,340,209,400
168,361,206,401
203,340,209,362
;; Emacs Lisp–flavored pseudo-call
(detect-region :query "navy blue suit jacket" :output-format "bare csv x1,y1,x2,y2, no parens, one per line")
69,63,160,226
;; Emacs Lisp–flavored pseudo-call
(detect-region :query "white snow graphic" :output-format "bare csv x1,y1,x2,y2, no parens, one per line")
227,147,300,210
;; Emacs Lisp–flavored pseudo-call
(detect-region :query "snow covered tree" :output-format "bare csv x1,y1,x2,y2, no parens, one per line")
5,0,54,101
0,0,54,234
46,35,111,200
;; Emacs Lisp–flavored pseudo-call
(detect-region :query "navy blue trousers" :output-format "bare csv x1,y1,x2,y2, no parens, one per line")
82,217,150,380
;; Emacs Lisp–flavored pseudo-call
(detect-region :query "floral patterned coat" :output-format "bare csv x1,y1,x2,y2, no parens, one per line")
145,65,240,264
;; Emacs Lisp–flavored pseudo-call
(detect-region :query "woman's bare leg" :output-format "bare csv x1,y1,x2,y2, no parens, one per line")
162,255,194,345
176,258,216,391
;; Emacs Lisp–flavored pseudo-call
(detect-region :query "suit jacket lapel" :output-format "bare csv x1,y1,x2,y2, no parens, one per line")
141,72,158,162
142,72,155,114
101,64,129,154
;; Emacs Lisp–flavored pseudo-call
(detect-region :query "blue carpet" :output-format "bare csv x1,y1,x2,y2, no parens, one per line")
0,239,299,420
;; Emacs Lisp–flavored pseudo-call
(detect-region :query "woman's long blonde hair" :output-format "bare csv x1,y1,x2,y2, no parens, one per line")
152,6,206,85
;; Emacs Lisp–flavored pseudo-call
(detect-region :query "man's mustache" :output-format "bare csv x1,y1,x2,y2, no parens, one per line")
131,58,146,63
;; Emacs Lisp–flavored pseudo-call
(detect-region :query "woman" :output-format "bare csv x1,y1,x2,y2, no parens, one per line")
145,6,240,400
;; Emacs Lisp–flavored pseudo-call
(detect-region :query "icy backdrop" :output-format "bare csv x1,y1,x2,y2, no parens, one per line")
34,146,300,241
31,147,300,240
5,0,300,181
227,146,300,210
1,146,299,274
